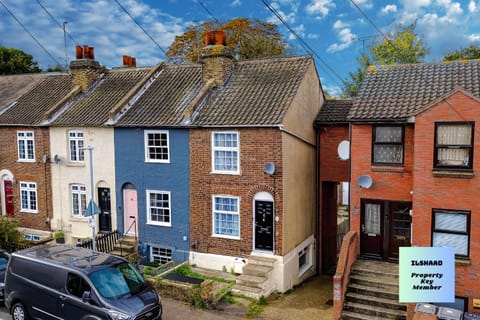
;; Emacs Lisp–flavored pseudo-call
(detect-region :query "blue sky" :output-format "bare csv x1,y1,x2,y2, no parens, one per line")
1,0,479,96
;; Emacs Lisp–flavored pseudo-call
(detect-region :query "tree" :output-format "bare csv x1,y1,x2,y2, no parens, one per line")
166,18,286,64
341,23,428,98
0,46,41,75
444,45,480,61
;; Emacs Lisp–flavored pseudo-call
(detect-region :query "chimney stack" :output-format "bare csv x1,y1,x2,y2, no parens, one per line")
122,55,137,68
70,45,103,92
200,30,234,87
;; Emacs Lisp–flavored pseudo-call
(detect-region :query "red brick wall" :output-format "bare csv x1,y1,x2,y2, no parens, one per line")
349,123,414,233
189,127,283,257
319,125,349,182
413,91,480,311
0,127,52,231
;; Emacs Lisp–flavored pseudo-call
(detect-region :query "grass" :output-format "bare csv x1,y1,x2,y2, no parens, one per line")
247,296,267,317
172,264,235,285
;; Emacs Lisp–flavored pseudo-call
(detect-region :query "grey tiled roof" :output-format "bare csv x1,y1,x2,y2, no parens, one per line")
51,67,152,126
191,55,313,126
315,100,352,124
114,64,203,126
0,73,51,110
349,60,480,121
0,74,74,125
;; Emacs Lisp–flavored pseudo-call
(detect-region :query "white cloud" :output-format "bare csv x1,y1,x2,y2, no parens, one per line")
400,0,431,11
469,33,480,42
327,21,355,53
230,0,242,7
266,1,297,24
468,0,478,12
352,0,374,10
305,0,335,18
381,4,397,14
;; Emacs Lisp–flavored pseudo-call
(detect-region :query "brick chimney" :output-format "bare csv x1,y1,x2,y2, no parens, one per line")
70,45,103,92
200,30,234,87
122,55,137,68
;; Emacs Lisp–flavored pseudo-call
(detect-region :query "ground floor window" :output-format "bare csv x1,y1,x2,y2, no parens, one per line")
212,195,240,238
432,209,470,258
298,245,312,275
151,246,172,264
20,181,37,213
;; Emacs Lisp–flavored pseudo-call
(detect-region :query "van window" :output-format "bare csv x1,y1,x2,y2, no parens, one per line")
88,262,146,299
66,273,91,298
11,257,65,289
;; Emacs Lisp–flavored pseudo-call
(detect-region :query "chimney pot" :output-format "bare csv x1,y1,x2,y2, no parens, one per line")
75,46,82,59
89,47,95,60
205,30,226,46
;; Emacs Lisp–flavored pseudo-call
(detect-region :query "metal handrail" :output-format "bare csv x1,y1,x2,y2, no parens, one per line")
120,216,137,257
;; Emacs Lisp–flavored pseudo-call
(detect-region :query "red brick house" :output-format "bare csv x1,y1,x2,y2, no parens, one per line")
319,60,480,319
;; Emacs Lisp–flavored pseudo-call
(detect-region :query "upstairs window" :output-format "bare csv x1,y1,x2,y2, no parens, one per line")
372,125,404,165
434,123,473,170
144,130,169,163
20,182,37,213
432,209,470,259
69,130,84,163
17,131,35,161
212,132,239,174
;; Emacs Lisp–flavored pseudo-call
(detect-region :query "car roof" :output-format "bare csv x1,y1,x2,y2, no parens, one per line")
12,244,124,273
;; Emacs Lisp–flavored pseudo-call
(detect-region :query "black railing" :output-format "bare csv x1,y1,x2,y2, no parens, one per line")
120,216,137,257
0,241,33,253
76,230,120,253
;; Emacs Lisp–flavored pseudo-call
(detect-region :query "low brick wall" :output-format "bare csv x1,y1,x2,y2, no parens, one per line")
149,277,199,303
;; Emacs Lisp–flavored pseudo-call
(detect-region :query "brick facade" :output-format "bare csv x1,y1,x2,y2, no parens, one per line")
189,127,283,257
319,125,350,182
0,127,52,231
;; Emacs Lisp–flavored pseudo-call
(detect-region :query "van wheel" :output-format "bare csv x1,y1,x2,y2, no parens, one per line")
11,302,30,320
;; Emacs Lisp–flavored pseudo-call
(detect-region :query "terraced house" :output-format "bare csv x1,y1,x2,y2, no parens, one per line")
320,60,480,319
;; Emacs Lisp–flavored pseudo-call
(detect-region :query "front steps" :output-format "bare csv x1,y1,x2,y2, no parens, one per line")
232,255,276,299
111,235,137,259
341,259,407,320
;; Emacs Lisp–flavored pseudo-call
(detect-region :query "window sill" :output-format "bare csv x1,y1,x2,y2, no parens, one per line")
212,234,241,240
371,165,405,173
67,162,85,167
455,259,471,266
432,170,474,179
147,222,172,227
20,210,38,214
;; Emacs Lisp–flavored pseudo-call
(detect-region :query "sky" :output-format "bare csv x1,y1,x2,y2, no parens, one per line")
0,0,479,96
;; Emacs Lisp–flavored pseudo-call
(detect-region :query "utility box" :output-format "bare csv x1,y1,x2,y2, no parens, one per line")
464,312,480,320
415,303,438,315
437,307,463,320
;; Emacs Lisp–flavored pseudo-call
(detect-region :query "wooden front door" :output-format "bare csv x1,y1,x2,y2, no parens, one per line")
4,180,14,216
123,188,138,236
98,188,111,232
388,202,412,260
254,200,274,251
360,200,383,258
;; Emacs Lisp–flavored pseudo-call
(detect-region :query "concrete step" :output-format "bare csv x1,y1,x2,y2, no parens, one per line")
343,301,407,319
247,255,276,267
346,292,406,311
231,284,263,299
242,264,272,277
351,260,398,278
347,283,399,301
236,274,266,288
113,243,136,253
349,273,399,290
341,310,395,320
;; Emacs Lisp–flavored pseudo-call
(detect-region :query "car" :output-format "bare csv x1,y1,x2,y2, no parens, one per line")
0,249,10,303
4,244,162,320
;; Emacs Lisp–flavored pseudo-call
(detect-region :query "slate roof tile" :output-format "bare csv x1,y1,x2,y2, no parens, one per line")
315,100,352,124
0,73,51,110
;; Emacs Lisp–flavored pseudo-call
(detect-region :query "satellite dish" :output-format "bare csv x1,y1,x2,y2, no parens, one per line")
53,154,61,164
358,175,373,189
264,162,275,176
337,140,350,160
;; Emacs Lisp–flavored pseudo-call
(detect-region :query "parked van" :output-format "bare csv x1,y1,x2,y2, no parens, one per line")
4,244,162,320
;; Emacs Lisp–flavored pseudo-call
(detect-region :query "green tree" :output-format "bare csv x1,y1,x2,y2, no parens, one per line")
166,18,286,64
342,23,428,98
0,216,22,243
444,45,480,61
0,46,41,75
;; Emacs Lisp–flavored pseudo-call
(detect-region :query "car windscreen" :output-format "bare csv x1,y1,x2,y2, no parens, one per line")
0,252,9,270
88,262,146,299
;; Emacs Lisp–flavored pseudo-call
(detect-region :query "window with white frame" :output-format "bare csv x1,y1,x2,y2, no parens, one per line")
147,190,171,226
432,209,470,258
20,182,37,213
298,245,311,275
144,130,169,163
434,122,473,169
68,130,84,162
212,132,239,174
17,131,35,161
372,125,404,165
151,246,172,264
213,196,240,238
71,184,87,217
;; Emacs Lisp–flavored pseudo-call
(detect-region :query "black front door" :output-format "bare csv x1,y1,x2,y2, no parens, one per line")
254,200,274,251
98,188,111,232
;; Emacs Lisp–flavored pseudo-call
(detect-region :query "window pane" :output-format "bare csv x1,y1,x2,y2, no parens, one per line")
375,126,402,143
373,145,403,163
435,212,467,232
432,232,468,256
437,148,469,166
437,125,471,145
365,203,380,235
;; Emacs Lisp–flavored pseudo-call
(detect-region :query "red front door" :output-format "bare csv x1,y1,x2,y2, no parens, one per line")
4,180,14,216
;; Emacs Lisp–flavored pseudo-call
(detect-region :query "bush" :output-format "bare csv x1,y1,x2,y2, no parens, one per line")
0,216,22,243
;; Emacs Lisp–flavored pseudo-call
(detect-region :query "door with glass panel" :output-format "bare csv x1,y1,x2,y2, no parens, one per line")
360,200,383,258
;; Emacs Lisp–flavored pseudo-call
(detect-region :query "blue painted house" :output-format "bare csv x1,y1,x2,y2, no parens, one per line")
112,63,204,264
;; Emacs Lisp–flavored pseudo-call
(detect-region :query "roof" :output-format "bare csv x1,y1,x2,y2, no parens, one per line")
51,67,152,126
191,55,313,126
315,100,352,124
0,74,74,125
0,73,52,110
349,59,480,121
114,64,203,126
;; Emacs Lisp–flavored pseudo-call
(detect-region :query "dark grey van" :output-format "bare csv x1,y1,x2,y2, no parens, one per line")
4,244,162,320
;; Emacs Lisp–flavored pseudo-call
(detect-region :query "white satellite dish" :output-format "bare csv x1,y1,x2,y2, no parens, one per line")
337,140,350,160
358,175,373,189
264,162,275,175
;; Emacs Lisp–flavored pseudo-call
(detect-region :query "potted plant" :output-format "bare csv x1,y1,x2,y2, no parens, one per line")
54,231,65,244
